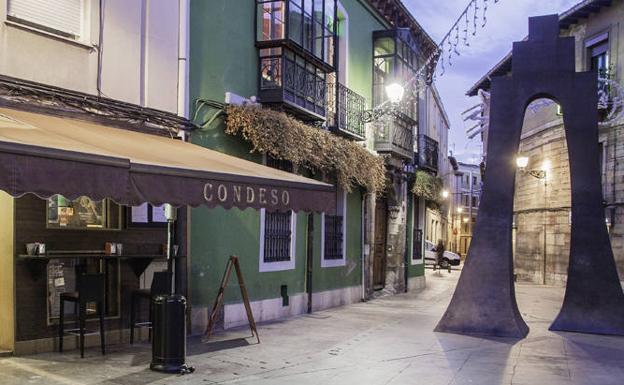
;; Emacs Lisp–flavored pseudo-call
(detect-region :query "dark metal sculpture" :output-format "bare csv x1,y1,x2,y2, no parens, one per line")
436,15,624,337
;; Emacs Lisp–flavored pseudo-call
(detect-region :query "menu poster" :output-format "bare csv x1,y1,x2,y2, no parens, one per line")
151,205,168,223
47,260,76,318
131,203,149,223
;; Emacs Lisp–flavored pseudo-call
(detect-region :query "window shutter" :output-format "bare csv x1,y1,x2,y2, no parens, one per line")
8,0,83,38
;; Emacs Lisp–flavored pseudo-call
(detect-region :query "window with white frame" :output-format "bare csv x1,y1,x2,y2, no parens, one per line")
7,0,87,40
259,209,296,272
322,189,347,267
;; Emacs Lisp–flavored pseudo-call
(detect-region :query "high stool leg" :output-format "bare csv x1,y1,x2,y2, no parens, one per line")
79,303,85,358
59,299,64,353
148,300,152,342
98,301,105,355
130,294,135,344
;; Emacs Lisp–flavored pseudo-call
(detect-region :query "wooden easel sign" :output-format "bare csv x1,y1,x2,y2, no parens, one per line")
203,255,260,343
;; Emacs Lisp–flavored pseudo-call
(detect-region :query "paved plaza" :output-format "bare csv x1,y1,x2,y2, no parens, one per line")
1,269,623,385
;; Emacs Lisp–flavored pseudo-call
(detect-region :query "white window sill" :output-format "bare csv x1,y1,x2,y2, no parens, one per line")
4,20,95,50
321,257,346,268
411,258,424,266
259,259,296,273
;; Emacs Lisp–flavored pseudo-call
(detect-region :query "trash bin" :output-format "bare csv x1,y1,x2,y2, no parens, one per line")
150,294,189,373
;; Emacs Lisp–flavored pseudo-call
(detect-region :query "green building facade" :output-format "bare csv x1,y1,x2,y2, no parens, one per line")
187,0,435,332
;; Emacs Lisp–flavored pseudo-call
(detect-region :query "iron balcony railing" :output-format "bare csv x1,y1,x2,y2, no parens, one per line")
417,134,439,172
326,80,366,140
373,116,415,160
259,48,327,120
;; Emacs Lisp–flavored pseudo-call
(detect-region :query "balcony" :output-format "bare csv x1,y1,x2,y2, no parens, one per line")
373,116,415,160
259,47,327,120
326,80,366,140
417,134,439,173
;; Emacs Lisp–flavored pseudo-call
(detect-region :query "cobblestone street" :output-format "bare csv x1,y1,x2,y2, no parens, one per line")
1,269,623,385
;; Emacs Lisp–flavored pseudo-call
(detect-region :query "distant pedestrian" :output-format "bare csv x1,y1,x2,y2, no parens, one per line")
435,240,445,267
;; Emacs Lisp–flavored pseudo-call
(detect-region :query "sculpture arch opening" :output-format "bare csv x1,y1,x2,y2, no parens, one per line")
435,15,624,338
513,98,572,287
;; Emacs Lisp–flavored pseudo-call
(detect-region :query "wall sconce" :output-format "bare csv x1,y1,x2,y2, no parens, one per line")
516,155,547,179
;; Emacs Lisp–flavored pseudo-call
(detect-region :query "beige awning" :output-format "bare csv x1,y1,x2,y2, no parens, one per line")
0,106,335,212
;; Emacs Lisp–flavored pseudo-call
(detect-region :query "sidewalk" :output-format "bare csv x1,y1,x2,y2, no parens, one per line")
1,269,623,385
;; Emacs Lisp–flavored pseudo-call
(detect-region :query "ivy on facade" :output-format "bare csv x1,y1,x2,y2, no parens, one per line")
223,104,386,193
412,170,443,203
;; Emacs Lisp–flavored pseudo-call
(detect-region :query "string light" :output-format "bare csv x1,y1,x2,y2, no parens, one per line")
363,0,504,123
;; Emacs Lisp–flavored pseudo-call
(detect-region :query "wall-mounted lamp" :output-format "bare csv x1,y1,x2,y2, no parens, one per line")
516,155,547,179
385,83,405,104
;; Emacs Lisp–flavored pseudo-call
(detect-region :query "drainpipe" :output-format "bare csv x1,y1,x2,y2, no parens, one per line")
361,194,366,301
403,190,410,293
177,0,190,122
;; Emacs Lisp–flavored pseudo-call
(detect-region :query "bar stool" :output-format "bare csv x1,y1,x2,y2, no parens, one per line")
130,271,172,344
58,273,106,358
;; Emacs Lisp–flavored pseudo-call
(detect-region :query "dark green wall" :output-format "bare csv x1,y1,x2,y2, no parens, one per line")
188,0,381,307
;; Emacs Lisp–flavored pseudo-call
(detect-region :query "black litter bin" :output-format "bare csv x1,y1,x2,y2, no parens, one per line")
150,294,191,373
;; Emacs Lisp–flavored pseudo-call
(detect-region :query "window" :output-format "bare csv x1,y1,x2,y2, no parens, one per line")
7,0,87,40
322,189,346,267
127,203,168,228
47,194,120,230
256,0,336,66
257,1,286,41
412,228,423,263
259,210,296,272
323,215,343,259
472,196,478,208
587,33,609,77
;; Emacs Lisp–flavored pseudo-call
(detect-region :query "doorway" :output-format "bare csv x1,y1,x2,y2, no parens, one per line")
373,198,387,290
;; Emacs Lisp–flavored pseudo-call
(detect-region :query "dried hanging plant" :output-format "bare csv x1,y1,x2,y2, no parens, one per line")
224,104,386,193
412,170,443,203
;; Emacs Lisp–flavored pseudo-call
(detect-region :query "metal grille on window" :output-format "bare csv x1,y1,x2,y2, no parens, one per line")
264,211,292,262
324,215,343,260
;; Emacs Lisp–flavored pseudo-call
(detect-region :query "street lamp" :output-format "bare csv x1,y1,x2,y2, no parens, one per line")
516,156,529,169
457,207,463,214
516,155,546,179
441,189,450,199
385,83,405,104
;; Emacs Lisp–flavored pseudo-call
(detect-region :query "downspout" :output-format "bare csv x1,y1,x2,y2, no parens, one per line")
361,193,366,301
403,188,410,293
96,0,105,97
177,0,190,123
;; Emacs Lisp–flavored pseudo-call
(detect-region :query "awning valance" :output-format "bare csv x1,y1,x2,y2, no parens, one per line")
0,107,335,212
